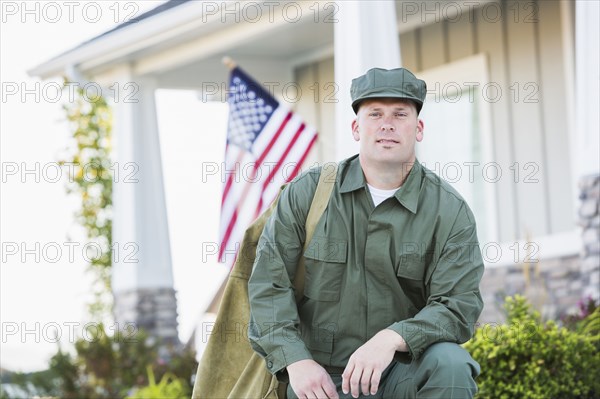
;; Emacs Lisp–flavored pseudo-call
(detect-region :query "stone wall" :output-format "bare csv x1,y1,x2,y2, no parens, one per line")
113,287,180,349
479,254,581,324
579,174,600,300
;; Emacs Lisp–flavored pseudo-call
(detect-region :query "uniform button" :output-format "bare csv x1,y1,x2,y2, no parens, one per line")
267,361,273,368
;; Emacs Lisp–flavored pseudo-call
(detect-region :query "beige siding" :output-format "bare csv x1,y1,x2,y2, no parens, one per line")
400,29,419,72
420,21,446,70
318,58,336,162
294,64,319,130
447,13,475,61
294,58,336,163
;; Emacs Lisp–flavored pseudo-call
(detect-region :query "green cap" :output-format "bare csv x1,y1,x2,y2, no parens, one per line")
350,67,427,114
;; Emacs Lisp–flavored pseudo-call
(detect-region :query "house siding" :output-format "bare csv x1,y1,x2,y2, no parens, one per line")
294,57,335,168
400,0,574,243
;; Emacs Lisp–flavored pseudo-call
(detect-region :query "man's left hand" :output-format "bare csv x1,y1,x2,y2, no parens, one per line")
341,329,407,398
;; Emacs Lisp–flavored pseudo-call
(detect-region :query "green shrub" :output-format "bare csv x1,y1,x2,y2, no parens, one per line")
3,325,197,399
126,366,189,399
465,295,600,399
562,296,599,335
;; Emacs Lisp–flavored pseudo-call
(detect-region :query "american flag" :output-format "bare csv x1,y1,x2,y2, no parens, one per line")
218,66,318,269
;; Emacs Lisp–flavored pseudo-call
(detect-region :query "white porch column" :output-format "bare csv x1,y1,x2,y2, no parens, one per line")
575,0,600,300
333,0,401,160
111,69,179,345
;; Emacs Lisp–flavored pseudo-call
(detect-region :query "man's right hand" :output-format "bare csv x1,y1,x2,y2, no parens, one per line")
287,359,339,399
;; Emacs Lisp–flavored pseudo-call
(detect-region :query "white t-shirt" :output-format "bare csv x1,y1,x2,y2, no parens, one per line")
367,184,401,207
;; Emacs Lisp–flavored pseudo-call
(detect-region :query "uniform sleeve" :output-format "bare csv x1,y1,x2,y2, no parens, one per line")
247,170,319,377
388,202,484,360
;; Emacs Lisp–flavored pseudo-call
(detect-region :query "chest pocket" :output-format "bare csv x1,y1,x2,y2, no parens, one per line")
303,236,347,302
396,252,427,308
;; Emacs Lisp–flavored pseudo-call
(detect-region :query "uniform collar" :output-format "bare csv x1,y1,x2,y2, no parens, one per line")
339,155,365,194
393,159,422,214
339,155,423,214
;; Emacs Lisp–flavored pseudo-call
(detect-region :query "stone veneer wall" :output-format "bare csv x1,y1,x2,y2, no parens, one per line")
113,287,180,348
478,254,581,325
579,174,600,301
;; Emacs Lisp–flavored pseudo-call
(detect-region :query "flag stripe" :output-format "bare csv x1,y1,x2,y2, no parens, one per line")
287,134,318,183
219,155,265,260
254,123,307,217
218,208,238,260
258,129,317,215
221,147,245,206
254,111,292,167
218,66,319,269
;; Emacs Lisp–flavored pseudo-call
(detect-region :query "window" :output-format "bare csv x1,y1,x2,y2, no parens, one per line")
416,54,497,244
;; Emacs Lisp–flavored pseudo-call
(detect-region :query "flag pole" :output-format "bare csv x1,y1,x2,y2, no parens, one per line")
222,56,237,70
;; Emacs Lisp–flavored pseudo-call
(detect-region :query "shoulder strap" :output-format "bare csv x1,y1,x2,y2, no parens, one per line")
293,162,339,302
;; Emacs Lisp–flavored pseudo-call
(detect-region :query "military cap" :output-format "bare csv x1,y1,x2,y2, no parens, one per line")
350,67,427,114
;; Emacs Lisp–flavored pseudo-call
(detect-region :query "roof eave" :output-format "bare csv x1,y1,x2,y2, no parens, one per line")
27,1,217,79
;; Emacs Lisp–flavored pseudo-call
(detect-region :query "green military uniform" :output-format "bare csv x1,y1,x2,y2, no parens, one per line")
248,66,484,398
248,156,484,397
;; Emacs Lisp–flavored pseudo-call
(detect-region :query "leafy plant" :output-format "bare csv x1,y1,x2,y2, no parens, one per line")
126,366,190,399
2,325,197,399
60,80,114,318
465,295,600,399
73,324,158,398
562,296,599,334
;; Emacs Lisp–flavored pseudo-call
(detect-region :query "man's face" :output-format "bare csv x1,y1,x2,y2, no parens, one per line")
352,98,424,167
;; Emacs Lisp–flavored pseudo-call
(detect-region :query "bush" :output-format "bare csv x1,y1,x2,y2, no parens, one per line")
2,325,197,399
465,295,600,399
126,366,189,399
561,296,599,334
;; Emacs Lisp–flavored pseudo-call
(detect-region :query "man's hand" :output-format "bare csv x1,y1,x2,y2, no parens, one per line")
341,329,407,398
287,359,339,399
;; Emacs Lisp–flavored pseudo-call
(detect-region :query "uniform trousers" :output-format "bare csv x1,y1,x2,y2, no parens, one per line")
286,343,480,399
